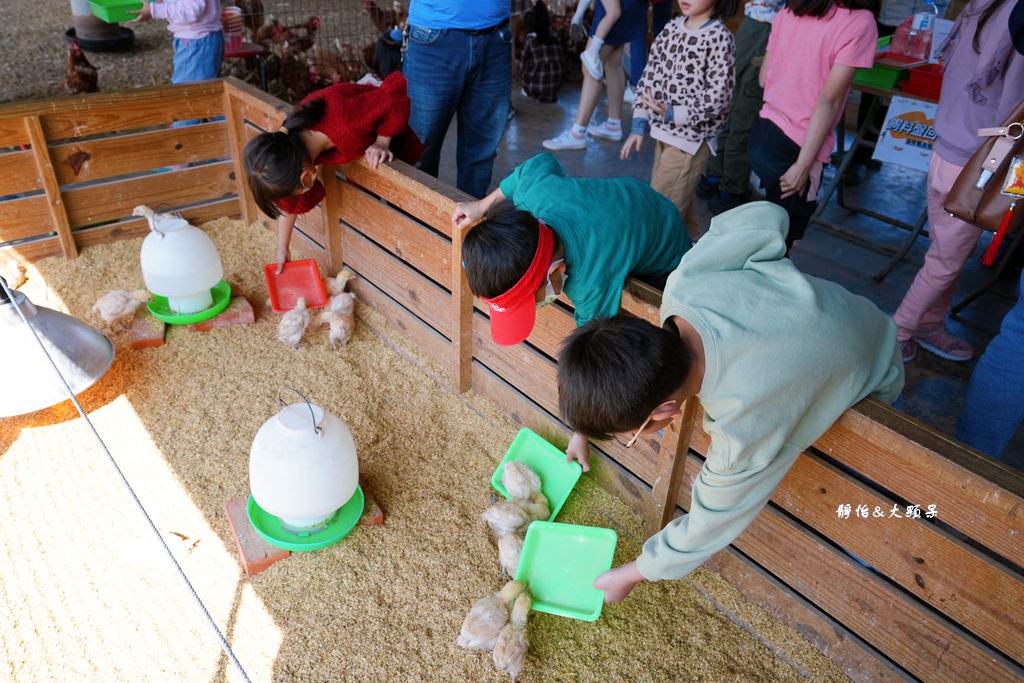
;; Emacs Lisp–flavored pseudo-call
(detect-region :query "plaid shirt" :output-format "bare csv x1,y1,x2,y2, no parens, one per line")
518,35,565,103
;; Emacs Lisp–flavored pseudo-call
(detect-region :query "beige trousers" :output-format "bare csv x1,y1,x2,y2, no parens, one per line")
650,140,710,240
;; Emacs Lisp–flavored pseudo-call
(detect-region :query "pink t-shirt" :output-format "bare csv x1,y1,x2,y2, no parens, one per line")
759,7,877,163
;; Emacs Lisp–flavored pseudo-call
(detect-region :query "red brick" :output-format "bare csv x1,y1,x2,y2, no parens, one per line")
128,314,166,349
224,495,291,576
192,297,255,332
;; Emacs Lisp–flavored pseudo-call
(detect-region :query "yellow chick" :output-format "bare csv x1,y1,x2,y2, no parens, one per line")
502,461,541,501
91,289,151,331
483,501,530,537
0,259,27,290
457,580,524,652
513,492,549,523
492,591,531,680
497,533,523,577
316,291,356,349
276,296,311,349
326,268,354,296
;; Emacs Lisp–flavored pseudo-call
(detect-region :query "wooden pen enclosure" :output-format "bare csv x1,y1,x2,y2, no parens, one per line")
2,80,1022,682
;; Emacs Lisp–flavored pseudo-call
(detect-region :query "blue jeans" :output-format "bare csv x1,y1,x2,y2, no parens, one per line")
956,270,1024,464
629,1,672,86
403,23,512,198
172,31,224,128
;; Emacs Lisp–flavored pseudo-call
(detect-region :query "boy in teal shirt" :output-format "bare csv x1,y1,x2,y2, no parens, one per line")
452,152,690,344
556,202,904,602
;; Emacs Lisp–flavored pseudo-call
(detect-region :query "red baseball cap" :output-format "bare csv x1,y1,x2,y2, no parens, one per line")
481,221,554,346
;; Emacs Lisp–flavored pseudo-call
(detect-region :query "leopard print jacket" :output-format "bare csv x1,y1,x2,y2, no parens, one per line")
634,17,736,146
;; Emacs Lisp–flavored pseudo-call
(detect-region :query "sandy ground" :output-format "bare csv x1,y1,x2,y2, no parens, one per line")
0,217,849,682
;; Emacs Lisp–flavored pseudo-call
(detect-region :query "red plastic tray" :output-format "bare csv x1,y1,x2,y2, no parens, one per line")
264,259,328,313
900,63,942,101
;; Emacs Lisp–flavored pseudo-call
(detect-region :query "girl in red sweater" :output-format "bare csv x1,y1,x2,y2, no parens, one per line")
244,72,424,272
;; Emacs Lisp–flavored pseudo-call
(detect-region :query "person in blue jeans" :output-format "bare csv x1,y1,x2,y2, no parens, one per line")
956,268,1024,468
403,0,512,199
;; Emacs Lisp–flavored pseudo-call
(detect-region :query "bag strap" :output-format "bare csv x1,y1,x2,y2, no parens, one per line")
975,122,1024,186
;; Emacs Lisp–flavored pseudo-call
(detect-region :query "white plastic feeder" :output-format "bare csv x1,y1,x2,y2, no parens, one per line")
249,389,360,532
138,207,223,314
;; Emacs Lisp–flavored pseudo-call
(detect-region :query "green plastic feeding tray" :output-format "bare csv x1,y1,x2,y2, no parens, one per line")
491,428,582,521
247,485,364,552
88,0,144,23
147,279,231,325
515,521,617,621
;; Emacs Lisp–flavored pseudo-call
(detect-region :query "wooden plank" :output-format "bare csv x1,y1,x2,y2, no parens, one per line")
63,162,235,229
0,235,61,262
819,401,1024,567
73,198,239,249
0,147,39,196
340,157,473,238
224,93,258,226
0,118,30,148
323,170,343,272
25,116,76,258
348,267,914,683
225,78,289,133
295,201,327,247
0,82,225,141
649,397,700,535
451,223,473,392
0,195,52,243
49,121,228,186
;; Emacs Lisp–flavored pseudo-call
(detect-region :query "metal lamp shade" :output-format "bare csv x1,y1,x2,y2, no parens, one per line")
0,285,114,418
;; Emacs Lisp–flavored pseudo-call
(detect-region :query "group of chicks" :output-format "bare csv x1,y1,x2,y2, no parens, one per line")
456,461,549,680
274,269,357,350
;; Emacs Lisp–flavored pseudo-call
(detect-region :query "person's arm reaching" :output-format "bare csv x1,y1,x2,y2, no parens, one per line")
148,0,207,24
452,187,506,231
275,213,298,274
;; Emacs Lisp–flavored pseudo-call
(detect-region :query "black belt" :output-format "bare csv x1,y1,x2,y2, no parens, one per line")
453,18,509,35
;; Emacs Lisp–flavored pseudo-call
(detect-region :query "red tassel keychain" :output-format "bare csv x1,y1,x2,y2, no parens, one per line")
982,201,1019,266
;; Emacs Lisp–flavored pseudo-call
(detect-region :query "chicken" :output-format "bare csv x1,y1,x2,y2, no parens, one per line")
254,15,282,43
326,268,354,296
64,38,99,95
281,16,321,53
492,591,531,680
363,0,404,34
317,291,356,349
0,259,26,290
497,533,524,577
502,461,542,501
482,501,530,537
277,296,311,349
92,289,151,331
456,580,524,652
512,492,549,523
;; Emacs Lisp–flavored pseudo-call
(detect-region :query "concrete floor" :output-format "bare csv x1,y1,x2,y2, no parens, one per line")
430,77,1024,469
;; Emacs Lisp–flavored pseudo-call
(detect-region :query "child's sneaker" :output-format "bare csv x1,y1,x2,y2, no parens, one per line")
913,327,974,361
581,50,604,80
543,129,589,150
900,338,918,363
586,120,623,141
696,176,720,200
624,85,637,104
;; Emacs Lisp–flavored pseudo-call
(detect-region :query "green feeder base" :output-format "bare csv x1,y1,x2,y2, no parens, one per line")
147,280,231,325
247,486,365,552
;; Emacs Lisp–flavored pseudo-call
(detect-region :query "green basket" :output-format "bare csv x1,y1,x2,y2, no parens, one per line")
854,35,906,89
88,0,144,23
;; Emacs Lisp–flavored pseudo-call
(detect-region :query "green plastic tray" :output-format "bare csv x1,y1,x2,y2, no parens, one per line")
854,35,904,89
88,0,143,23
247,485,364,552
146,280,231,325
491,428,582,521
515,521,617,621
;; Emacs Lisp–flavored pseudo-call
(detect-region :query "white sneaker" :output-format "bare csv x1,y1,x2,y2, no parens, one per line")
623,85,636,104
581,50,604,80
587,120,623,141
543,130,589,150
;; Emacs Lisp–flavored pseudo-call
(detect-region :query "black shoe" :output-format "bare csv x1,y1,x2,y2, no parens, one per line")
708,190,751,215
696,176,720,200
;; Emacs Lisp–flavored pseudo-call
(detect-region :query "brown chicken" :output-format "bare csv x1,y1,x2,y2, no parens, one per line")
64,39,98,95
363,0,404,34
236,0,264,37
281,16,321,53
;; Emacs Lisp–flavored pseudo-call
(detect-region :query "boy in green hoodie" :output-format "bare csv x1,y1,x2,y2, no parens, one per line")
557,201,904,601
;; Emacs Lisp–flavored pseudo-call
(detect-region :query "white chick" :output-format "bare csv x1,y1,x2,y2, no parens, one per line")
497,533,524,577
502,461,541,501
492,591,531,680
457,580,524,652
482,501,530,537
512,492,550,523
131,204,156,226
277,296,311,349
92,289,151,331
326,268,353,296
0,259,26,290
316,291,356,349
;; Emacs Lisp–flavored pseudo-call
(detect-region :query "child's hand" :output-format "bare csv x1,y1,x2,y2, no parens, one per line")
364,141,393,170
638,91,666,117
594,560,645,604
275,249,289,274
566,431,591,472
451,199,486,232
127,0,152,22
779,161,811,199
620,134,643,160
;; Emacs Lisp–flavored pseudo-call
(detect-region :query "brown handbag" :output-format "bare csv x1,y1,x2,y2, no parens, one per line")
944,98,1024,265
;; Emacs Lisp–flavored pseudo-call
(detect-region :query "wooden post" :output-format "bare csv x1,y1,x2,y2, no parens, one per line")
323,168,343,273
222,89,257,226
450,224,473,393
647,397,701,535
24,115,76,259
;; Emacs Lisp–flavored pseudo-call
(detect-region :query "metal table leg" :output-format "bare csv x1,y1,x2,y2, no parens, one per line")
873,207,929,282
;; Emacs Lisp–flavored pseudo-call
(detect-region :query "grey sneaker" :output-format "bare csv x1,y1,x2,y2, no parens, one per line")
586,120,623,141
543,130,588,150
581,50,604,80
